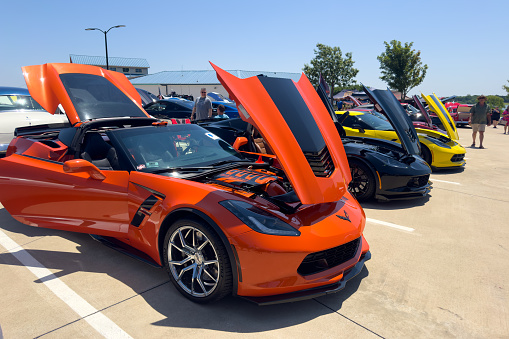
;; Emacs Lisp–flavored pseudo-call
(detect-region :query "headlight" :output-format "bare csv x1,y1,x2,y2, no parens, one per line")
378,154,407,167
425,136,451,149
219,200,300,236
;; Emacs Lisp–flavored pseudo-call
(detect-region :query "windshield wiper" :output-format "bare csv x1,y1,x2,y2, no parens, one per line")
209,159,250,167
150,166,215,174
150,160,264,176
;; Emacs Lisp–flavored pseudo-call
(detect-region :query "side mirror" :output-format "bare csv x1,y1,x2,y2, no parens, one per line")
233,136,248,151
352,124,365,133
63,159,106,180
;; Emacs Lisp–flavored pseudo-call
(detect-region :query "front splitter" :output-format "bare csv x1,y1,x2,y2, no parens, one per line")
241,251,371,306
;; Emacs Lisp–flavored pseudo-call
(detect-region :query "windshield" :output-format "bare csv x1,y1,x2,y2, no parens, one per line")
110,124,246,173
175,100,194,109
0,95,45,111
344,113,393,131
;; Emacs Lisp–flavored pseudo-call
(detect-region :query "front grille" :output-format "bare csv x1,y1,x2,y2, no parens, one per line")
407,174,429,188
303,146,335,177
297,237,360,276
451,153,465,162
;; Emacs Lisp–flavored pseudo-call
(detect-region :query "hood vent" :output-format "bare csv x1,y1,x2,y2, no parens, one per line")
304,145,334,177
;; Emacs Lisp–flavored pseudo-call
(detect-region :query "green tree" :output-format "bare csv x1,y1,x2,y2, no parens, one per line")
377,40,428,100
487,95,504,108
303,43,359,103
503,80,509,95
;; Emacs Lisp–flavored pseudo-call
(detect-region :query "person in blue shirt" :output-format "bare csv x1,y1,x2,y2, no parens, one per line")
214,104,229,119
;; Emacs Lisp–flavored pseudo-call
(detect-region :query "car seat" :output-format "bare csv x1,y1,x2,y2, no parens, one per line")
80,132,119,170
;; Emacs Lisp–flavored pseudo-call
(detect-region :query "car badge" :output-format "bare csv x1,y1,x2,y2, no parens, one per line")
337,210,351,222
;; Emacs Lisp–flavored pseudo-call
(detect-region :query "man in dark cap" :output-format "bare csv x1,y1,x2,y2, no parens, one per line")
469,95,491,149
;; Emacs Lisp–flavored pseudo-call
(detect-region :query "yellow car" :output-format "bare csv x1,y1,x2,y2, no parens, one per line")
337,96,466,169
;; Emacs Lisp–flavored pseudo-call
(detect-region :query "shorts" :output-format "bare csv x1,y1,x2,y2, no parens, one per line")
472,124,486,132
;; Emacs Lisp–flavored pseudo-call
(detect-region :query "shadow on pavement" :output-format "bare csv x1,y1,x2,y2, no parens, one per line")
362,194,431,210
0,208,370,333
431,167,465,175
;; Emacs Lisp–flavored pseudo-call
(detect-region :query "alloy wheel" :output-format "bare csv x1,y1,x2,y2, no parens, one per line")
167,226,220,298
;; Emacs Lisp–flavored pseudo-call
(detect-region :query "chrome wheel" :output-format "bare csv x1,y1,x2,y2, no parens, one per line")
167,225,220,298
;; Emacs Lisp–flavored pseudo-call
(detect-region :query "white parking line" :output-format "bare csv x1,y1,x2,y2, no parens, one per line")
0,230,132,339
366,218,415,232
430,178,461,185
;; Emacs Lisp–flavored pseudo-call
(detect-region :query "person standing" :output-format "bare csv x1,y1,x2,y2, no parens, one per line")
214,104,229,119
469,95,491,149
502,106,509,134
190,88,212,121
491,106,501,128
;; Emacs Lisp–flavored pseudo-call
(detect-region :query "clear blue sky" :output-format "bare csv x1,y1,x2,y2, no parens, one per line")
2,0,507,97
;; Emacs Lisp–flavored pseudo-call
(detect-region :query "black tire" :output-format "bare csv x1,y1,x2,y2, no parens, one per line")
163,218,232,303
420,144,432,166
348,159,375,201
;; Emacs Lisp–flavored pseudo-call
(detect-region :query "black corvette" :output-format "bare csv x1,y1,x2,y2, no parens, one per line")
199,83,432,202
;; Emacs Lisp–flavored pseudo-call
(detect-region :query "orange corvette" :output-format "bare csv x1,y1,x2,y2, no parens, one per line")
0,63,370,304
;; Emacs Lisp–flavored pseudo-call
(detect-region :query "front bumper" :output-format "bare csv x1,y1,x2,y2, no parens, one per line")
376,185,431,201
242,251,371,305
376,169,432,201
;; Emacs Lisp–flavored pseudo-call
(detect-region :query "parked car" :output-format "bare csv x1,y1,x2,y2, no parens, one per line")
143,99,194,120
409,95,447,134
456,104,473,127
202,84,432,202
0,86,68,156
135,88,158,106
211,101,239,118
337,95,466,170
0,62,370,304
207,92,234,103
145,97,240,120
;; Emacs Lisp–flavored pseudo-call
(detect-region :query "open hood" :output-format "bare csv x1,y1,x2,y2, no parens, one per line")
421,93,459,141
211,63,351,205
412,95,433,127
22,63,149,126
362,86,421,156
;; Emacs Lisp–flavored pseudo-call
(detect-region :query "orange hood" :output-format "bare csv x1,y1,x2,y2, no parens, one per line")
211,63,351,205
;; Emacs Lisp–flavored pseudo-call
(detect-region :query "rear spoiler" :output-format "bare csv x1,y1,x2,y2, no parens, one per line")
14,122,71,137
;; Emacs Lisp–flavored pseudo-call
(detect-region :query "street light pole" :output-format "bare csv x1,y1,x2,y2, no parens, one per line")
85,25,125,70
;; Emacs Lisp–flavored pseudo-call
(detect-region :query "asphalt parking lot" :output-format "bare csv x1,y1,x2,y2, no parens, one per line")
0,126,508,339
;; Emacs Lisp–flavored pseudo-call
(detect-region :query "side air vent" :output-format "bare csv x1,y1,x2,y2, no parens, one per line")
303,145,335,177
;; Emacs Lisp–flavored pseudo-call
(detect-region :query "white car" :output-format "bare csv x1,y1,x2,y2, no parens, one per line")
0,86,68,155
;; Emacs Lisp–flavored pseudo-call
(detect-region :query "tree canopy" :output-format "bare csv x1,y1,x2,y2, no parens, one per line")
453,94,508,105
303,43,359,102
377,40,427,100
487,95,505,108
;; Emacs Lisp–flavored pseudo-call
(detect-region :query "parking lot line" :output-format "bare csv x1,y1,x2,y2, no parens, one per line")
430,178,461,185
366,218,415,232
0,229,132,339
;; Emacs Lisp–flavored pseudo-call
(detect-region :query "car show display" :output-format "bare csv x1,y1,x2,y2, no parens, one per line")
0,63,370,304
203,83,432,202
337,91,466,169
